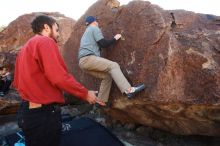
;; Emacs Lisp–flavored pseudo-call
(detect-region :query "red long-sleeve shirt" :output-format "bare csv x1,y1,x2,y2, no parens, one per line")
13,35,88,104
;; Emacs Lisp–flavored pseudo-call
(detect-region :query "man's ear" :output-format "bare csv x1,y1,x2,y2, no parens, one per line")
44,24,50,32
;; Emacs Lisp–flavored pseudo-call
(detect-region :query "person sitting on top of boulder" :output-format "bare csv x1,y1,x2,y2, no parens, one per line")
0,65,12,96
78,16,145,105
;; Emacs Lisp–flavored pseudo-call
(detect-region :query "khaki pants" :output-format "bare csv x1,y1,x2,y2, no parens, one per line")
79,55,131,102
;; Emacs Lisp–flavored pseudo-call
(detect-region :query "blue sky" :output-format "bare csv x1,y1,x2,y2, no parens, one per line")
0,0,219,26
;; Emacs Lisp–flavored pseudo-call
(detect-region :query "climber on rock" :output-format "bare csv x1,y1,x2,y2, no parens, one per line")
78,16,145,106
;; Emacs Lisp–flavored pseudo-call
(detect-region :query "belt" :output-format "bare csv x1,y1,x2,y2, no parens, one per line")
22,100,60,109
80,53,95,59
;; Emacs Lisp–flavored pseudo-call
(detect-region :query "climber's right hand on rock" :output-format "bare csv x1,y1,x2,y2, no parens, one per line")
114,34,122,40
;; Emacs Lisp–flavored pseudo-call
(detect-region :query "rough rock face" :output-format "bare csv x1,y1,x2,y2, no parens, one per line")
0,91,20,115
64,0,220,136
0,12,75,115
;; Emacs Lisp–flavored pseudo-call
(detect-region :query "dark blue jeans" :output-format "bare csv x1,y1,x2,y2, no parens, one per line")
17,101,61,146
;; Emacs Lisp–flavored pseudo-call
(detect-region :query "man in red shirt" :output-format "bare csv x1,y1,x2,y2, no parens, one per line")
13,15,103,146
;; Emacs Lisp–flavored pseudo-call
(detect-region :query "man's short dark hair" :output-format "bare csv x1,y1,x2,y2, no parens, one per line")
31,15,56,34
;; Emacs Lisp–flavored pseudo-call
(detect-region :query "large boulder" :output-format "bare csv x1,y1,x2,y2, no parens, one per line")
0,12,75,115
64,0,220,136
